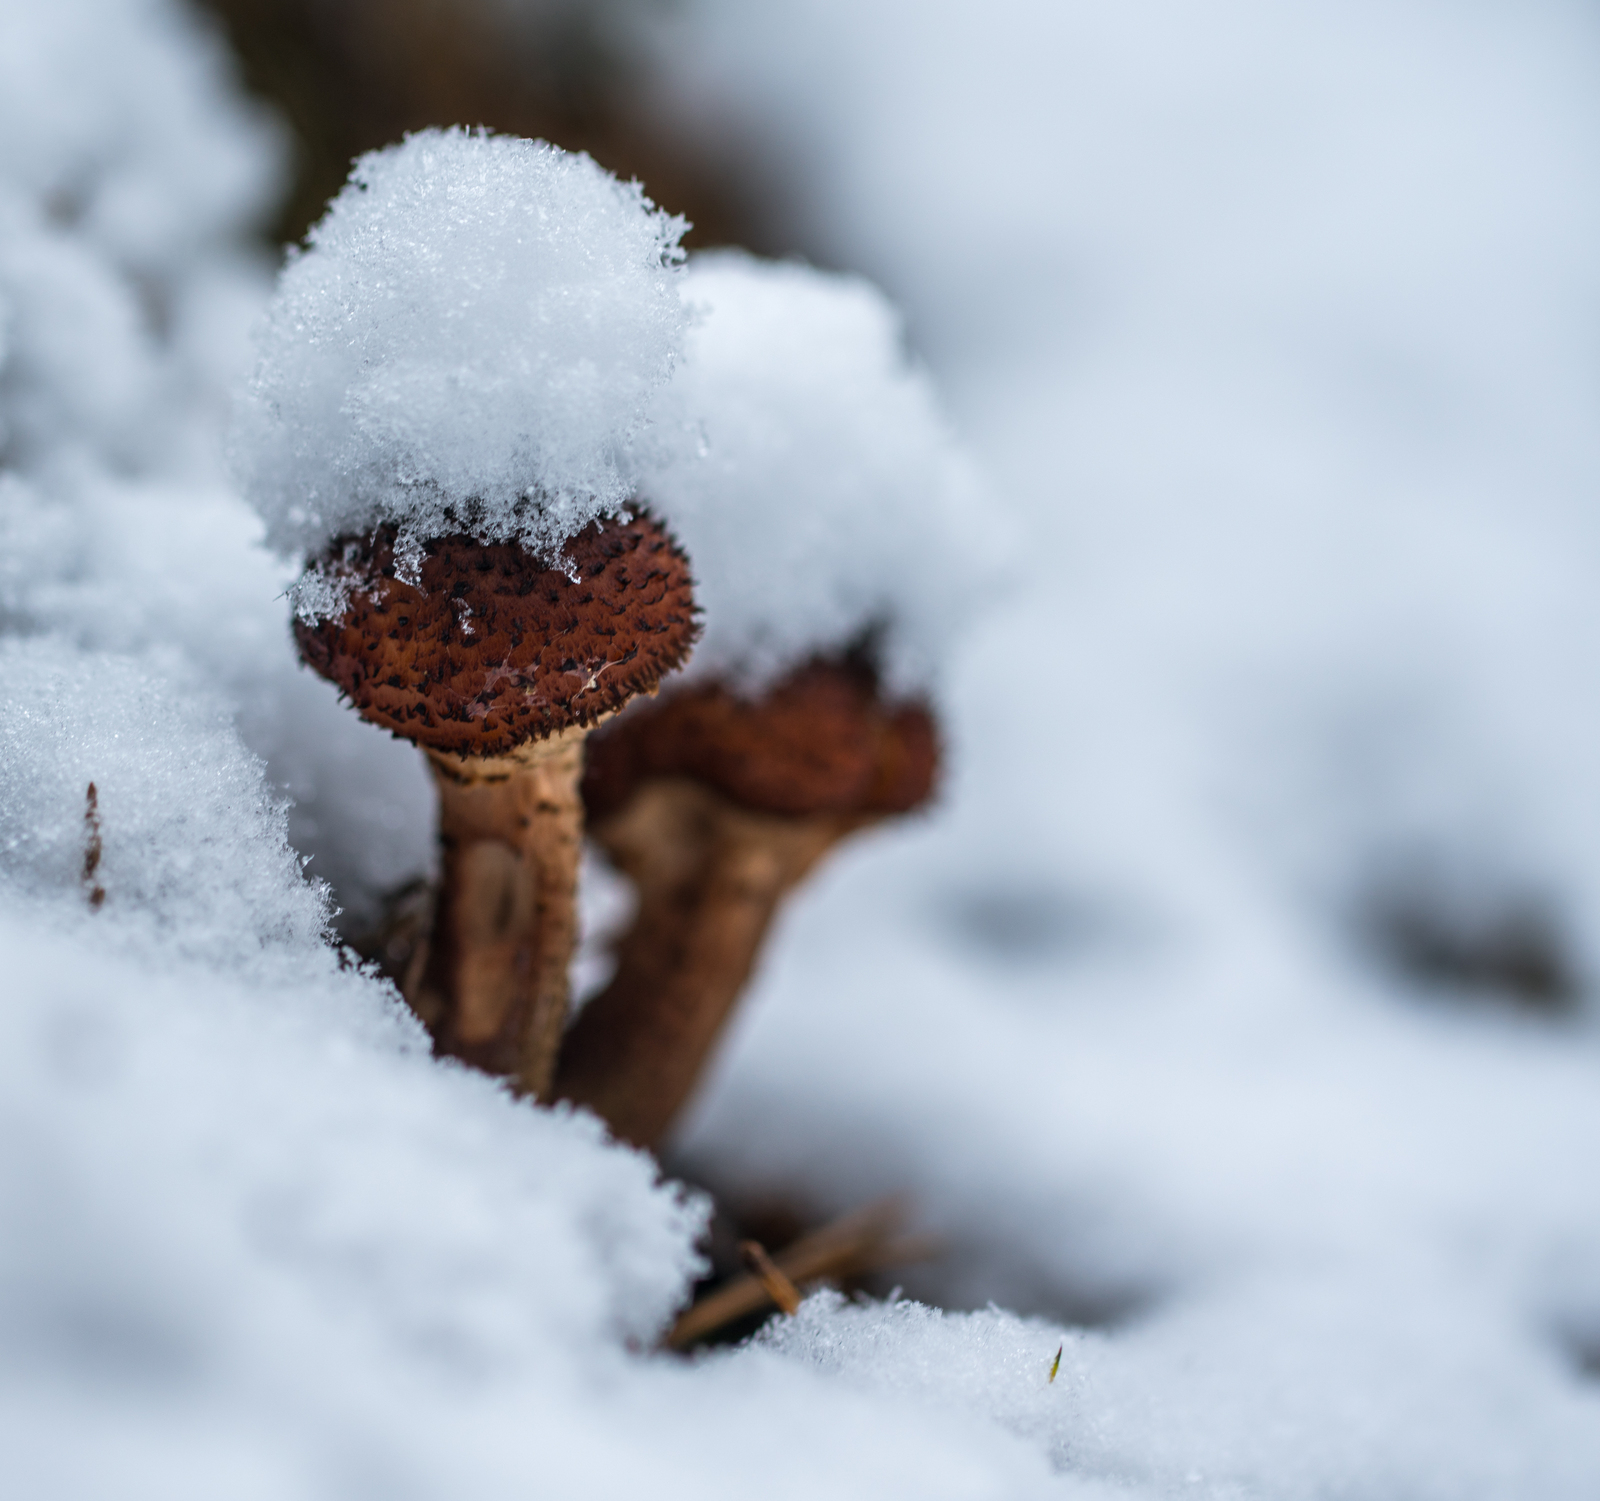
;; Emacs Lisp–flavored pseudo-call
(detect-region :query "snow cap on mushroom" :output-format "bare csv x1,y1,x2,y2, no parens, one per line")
638,251,1002,699
233,127,689,579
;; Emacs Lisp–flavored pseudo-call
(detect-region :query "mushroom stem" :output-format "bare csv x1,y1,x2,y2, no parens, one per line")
555,778,864,1148
413,727,587,1099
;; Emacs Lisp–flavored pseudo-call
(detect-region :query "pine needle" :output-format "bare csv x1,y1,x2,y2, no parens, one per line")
666,1197,934,1350
739,1240,803,1316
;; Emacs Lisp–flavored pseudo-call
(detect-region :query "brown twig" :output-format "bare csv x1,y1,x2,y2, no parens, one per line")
665,1197,937,1350
83,782,105,911
739,1240,802,1316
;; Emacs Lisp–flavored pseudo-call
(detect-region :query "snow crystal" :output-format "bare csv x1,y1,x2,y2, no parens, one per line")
643,252,1002,694
234,128,689,575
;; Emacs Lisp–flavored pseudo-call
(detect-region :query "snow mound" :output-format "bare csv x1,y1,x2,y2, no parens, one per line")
0,637,331,970
0,631,707,1467
235,128,690,576
0,896,708,1499
642,251,1002,695
0,0,435,939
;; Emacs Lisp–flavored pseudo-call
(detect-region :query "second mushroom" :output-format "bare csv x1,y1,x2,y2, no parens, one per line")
551,250,990,1149
556,651,938,1148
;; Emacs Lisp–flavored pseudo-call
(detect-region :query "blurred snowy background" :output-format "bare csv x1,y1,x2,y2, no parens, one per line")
4,0,1600,1496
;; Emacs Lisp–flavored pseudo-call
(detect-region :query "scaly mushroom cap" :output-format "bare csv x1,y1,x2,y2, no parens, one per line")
294,513,698,758
582,657,939,822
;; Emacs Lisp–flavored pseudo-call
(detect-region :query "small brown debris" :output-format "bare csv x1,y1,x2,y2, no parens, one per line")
666,1197,934,1350
83,782,105,911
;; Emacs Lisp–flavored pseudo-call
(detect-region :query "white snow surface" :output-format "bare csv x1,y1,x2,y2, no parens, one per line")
234,128,689,575
7,0,1600,1497
643,252,999,693
0,638,330,967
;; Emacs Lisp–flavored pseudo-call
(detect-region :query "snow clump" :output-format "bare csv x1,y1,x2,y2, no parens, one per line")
0,637,332,973
234,127,690,588
641,251,1001,696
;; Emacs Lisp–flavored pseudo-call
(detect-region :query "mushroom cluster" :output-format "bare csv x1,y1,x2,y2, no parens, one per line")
238,134,991,1143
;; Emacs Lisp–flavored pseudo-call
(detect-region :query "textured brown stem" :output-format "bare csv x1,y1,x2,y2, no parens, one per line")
412,729,585,1099
555,778,864,1148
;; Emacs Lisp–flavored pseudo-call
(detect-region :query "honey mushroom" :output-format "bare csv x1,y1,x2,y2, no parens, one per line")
295,513,696,1098
554,651,937,1148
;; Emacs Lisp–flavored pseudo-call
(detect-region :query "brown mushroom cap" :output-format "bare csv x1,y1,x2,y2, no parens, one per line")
294,513,698,758
581,657,939,823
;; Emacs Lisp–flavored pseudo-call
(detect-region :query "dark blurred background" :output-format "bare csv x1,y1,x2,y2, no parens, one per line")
199,0,791,253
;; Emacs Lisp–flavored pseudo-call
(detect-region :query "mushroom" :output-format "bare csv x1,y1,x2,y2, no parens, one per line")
554,649,937,1147
295,511,696,1098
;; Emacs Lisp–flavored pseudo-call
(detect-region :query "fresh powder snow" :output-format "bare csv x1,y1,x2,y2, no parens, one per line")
641,251,1000,695
233,127,689,582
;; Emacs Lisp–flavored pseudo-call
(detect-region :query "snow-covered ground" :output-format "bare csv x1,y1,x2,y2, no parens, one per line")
4,0,1600,1496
